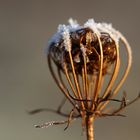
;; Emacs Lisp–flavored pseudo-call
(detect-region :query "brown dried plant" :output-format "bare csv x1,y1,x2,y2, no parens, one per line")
29,19,140,140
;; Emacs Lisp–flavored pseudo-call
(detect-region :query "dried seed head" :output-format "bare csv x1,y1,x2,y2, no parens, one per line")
48,19,118,75
34,18,140,135
47,19,133,112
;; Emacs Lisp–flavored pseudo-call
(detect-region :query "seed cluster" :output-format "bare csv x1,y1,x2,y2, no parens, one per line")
49,27,117,75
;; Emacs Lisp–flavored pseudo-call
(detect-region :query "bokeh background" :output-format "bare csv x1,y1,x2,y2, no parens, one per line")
0,0,139,140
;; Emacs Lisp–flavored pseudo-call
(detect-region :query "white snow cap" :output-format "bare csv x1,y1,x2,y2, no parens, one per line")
48,18,120,51
84,19,120,42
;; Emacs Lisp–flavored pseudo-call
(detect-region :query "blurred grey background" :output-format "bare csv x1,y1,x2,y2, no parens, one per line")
0,0,139,140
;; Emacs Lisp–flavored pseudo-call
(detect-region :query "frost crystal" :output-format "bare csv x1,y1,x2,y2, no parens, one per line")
84,19,100,35
48,18,121,52
95,23,120,42
62,25,71,51
84,19,120,42
68,18,79,29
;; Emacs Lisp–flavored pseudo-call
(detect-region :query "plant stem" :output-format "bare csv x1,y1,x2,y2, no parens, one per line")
86,115,94,140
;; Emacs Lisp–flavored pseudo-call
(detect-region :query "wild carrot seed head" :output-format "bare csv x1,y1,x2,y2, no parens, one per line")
47,18,133,117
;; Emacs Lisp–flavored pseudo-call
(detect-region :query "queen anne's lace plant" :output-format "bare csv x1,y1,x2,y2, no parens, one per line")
30,18,140,140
